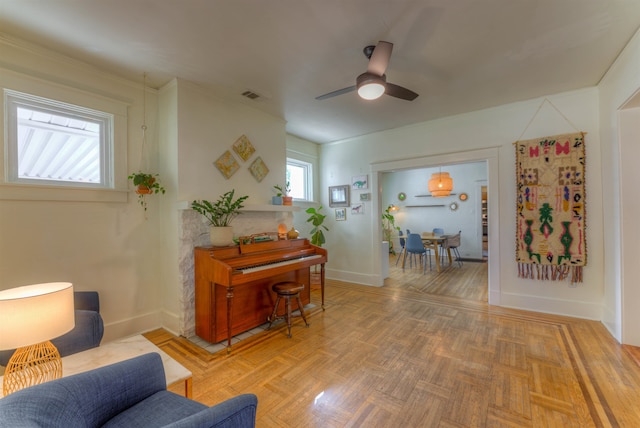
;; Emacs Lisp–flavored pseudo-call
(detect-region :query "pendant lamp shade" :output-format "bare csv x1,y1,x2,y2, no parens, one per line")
428,172,453,197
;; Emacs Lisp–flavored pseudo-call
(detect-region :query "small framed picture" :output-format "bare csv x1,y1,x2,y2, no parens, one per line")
351,204,365,215
329,185,350,207
352,175,368,190
335,208,346,221
359,193,370,201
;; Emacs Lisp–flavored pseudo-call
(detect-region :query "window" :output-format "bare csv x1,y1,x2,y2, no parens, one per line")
5,90,114,188
286,158,312,201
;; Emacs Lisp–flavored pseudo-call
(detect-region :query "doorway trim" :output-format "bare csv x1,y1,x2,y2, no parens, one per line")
371,147,501,305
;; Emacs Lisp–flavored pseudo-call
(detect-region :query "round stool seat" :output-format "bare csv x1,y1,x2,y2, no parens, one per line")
272,282,304,295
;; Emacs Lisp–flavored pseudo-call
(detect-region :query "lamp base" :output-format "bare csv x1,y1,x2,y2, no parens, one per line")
2,341,62,396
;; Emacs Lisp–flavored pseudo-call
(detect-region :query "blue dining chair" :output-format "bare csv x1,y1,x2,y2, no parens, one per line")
403,233,428,274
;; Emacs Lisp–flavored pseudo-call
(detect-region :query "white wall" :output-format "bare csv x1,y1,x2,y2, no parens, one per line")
159,78,291,336
381,162,487,260
0,36,165,341
598,29,640,345
320,87,605,320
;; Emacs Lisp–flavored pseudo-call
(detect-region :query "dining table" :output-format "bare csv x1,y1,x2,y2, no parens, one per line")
420,232,453,272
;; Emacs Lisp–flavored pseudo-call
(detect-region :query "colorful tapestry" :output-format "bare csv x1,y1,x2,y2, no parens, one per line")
515,132,586,283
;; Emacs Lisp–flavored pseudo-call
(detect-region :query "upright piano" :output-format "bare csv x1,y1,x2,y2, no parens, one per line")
194,238,327,349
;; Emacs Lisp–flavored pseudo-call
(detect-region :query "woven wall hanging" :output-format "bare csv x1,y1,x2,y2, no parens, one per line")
515,132,586,283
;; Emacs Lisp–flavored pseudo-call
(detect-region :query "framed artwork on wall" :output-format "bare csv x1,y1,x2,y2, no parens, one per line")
351,175,368,190
335,208,346,221
329,185,350,207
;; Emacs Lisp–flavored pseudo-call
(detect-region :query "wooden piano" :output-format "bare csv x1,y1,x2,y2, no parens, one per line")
194,238,327,350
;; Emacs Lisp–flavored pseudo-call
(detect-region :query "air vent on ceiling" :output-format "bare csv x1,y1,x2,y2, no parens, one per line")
241,90,261,100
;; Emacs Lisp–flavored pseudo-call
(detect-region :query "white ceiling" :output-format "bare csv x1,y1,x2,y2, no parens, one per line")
1,1,640,144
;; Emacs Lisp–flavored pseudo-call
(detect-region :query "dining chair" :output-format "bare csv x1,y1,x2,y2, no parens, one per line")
432,228,445,265
442,230,463,267
395,230,406,266
403,233,428,274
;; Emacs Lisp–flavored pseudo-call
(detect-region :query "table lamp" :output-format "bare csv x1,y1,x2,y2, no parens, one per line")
0,282,75,395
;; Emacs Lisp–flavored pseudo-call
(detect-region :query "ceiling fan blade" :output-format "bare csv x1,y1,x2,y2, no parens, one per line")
315,85,357,100
367,41,393,76
385,83,419,101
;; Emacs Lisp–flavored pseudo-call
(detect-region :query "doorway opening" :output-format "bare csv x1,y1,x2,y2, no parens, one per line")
371,147,500,305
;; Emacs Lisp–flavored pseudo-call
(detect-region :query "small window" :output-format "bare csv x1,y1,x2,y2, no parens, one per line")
5,90,113,188
286,158,312,201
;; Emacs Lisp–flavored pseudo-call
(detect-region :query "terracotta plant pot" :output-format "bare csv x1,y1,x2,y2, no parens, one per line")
282,196,293,206
136,185,152,195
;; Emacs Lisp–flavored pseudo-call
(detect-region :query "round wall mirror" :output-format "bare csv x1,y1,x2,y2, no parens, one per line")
449,202,459,211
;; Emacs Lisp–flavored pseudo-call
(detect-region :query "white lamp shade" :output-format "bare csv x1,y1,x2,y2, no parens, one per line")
358,82,385,100
428,172,454,197
0,282,75,350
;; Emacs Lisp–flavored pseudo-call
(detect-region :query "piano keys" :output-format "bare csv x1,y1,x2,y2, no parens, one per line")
194,238,327,350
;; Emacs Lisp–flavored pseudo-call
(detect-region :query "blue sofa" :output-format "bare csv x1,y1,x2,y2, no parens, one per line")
0,352,258,427
0,291,104,366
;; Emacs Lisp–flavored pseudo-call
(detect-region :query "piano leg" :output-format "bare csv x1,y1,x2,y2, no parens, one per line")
226,285,234,352
321,263,326,310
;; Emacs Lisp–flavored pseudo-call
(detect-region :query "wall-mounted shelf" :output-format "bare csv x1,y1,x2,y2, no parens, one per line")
415,193,457,197
405,205,446,208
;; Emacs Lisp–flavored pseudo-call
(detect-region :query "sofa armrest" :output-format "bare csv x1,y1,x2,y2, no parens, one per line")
52,309,104,356
164,394,258,428
0,353,167,428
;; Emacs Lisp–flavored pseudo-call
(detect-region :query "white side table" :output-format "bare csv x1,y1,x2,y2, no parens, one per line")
1,334,192,398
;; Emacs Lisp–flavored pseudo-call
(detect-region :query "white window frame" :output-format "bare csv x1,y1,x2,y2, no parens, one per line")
286,158,313,202
5,89,114,189
0,71,128,203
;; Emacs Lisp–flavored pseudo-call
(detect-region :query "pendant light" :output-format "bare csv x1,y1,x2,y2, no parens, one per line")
428,168,453,197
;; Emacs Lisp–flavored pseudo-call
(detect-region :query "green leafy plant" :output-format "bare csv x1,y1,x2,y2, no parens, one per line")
191,190,249,227
128,172,166,211
382,205,401,254
273,181,291,197
306,205,329,247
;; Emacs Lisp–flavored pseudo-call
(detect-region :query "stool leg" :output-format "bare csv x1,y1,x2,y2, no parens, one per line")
295,294,309,327
267,295,281,330
285,296,293,338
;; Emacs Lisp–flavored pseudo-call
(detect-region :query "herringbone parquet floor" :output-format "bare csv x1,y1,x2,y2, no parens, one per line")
145,259,640,427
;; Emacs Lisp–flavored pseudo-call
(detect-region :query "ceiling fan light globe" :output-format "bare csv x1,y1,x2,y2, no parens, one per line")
358,82,385,100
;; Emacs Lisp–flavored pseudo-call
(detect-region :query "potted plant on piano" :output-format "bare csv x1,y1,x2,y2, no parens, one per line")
191,190,249,247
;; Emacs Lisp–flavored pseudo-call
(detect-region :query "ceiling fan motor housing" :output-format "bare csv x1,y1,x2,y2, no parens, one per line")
357,72,386,88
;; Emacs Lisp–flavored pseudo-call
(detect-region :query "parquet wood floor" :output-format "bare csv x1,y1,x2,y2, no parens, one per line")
145,259,640,427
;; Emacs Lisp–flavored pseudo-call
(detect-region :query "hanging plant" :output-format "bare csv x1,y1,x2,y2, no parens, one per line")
128,172,166,211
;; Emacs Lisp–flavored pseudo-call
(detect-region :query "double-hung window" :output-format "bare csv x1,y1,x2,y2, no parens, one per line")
286,158,312,201
5,89,114,188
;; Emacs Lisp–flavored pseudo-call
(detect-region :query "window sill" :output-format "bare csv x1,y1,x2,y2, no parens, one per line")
0,183,128,203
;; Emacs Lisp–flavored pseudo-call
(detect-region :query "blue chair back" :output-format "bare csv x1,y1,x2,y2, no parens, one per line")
405,234,425,254
433,228,444,235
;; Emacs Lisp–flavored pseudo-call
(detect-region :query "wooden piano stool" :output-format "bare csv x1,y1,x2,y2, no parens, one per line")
267,282,309,338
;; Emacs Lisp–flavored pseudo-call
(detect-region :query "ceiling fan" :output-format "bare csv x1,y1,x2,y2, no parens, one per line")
316,41,419,102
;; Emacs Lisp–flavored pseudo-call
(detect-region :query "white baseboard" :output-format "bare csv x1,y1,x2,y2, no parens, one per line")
498,292,602,320
326,268,382,287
